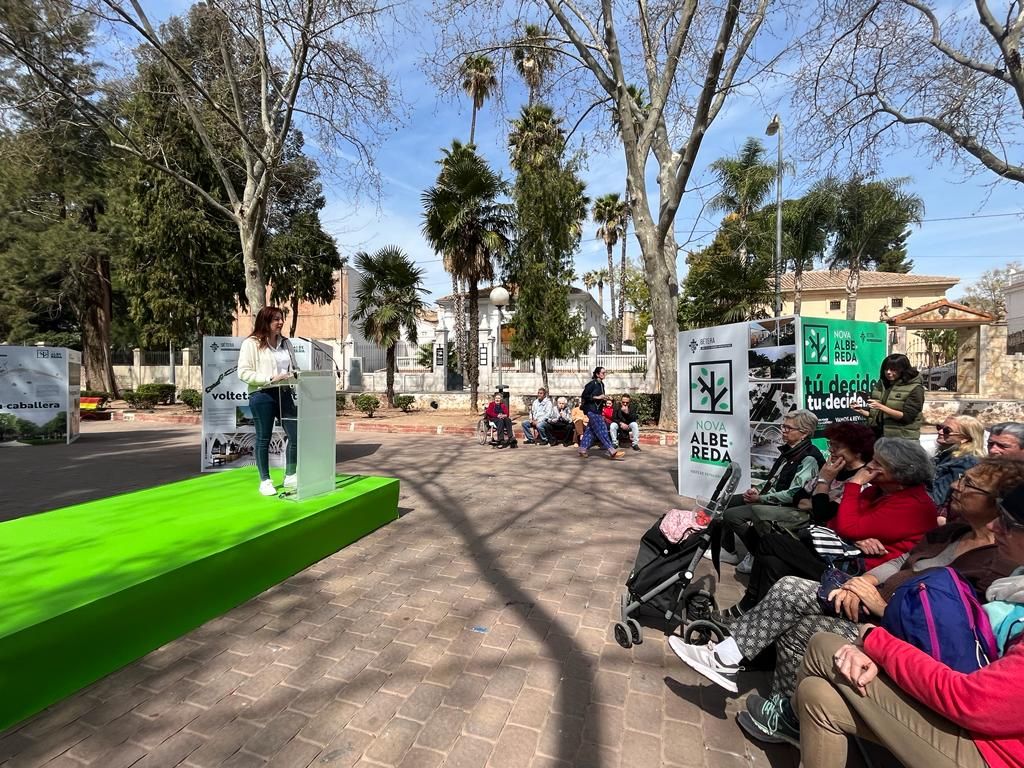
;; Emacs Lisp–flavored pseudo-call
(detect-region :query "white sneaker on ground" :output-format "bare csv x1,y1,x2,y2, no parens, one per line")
259,479,277,496
736,553,755,574
703,548,742,564
667,635,740,693
283,474,297,489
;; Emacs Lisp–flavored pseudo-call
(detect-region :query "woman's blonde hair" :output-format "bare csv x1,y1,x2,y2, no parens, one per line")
951,415,987,458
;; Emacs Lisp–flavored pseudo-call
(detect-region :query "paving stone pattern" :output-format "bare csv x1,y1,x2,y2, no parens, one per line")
1,424,801,768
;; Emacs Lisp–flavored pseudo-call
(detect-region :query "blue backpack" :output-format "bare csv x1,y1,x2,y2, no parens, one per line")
882,567,999,673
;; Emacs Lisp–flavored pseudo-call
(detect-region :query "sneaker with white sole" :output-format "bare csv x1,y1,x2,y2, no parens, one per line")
259,479,277,496
283,474,297,489
702,548,742,565
737,693,800,748
736,553,755,574
667,635,740,693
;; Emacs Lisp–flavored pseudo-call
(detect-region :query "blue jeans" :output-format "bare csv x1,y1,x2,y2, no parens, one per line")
521,419,551,443
249,387,297,481
610,421,640,446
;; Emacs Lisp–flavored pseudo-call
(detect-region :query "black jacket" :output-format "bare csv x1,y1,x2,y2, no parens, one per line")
581,379,605,415
612,404,638,425
761,439,826,496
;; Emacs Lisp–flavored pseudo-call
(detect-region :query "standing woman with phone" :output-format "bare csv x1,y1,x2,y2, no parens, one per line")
238,306,300,496
853,353,925,439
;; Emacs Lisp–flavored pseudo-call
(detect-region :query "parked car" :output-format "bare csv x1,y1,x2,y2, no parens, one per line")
922,362,956,391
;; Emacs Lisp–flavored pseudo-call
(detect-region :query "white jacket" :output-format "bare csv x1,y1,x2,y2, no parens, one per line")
237,336,298,393
529,396,558,423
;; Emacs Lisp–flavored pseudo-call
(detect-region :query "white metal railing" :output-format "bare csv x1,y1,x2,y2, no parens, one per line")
1010,271,1024,286
396,356,429,371
596,353,647,372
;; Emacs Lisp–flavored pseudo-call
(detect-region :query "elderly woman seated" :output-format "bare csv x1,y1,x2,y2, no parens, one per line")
669,455,1024,748
796,478,1024,768
932,414,987,513
719,409,825,571
716,422,877,619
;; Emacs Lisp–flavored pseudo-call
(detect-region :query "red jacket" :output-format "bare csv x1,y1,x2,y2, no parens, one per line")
830,482,937,569
485,402,508,420
866,628,1024,768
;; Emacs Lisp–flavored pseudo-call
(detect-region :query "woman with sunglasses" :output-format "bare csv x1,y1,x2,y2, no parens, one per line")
796,470,1024,768
670,458,1024,748
932,415,987,511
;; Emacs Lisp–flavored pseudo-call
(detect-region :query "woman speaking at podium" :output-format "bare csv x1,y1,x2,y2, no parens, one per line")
238,306,299,496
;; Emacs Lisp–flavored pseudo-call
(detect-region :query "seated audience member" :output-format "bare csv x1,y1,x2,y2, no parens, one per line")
601,402,613,426
724,423,876,612
610,393,641,452
795,478,1024,768
933,414,986,517
720,409,825,570
485,392,515,449
521,387,557,445
545,397,574,446
670,457,1024,748
988,421,1024,460
570,399,588,445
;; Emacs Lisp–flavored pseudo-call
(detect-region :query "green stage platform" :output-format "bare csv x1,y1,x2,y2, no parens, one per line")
0,469,399,731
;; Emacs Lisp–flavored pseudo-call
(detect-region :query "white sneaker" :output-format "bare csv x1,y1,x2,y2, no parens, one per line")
259,479,277,496
736,553,755,574
703,548,741,565
667,635,740,693
283,474,297,489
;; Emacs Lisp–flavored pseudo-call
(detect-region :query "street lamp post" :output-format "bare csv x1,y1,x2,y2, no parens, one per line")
765,114,783,318
489,286,510,391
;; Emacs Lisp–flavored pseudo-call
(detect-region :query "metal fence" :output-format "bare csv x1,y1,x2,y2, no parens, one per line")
906,333,958,392
353,341,421,372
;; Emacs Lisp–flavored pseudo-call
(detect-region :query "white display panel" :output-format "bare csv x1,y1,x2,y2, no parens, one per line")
293,370,338,500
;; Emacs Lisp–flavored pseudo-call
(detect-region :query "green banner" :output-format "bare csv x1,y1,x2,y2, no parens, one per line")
800,318,888,435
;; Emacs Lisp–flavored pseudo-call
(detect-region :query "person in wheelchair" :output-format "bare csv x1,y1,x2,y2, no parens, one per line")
485,392,516,449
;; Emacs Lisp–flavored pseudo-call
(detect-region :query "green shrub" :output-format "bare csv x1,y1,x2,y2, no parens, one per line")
80,390,112,406
336,392,347,413
179,389,202,411
395,395,415,413
122,390,159,410
631,393,662,425
136,383,176,404
354,393,380,417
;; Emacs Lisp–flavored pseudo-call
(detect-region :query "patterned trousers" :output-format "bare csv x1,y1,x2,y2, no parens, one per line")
579,414,615,453
730,576,859,698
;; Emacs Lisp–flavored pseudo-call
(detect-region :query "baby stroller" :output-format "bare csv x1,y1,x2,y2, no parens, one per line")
613,461,741,649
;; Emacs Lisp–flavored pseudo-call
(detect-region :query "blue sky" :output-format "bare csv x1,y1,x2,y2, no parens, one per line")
142,1,1022,310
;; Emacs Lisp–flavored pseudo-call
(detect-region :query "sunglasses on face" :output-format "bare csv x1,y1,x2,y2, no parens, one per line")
937,426,962,436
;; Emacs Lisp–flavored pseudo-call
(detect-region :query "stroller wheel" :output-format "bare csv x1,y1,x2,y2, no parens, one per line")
626,618,643,645
682,619,727,646
613,621,633,649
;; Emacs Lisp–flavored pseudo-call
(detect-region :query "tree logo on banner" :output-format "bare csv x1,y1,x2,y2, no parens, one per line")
690,361,732,414
803,324,830,365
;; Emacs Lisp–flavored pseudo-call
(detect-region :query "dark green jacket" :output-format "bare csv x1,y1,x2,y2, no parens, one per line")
868,374,925,439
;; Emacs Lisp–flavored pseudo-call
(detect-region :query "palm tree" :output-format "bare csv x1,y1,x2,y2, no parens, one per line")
826,175,924,320
459,54,497,146
422,142,513,411
592,193,627,349
352,246,428,408
583,268,608,314
513,23,554,105
508,103,562,171
781,183,837,314
708,138,777,222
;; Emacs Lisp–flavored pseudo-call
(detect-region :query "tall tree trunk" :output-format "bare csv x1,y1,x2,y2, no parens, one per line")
632,220,678,427
467,278,480,411
618,214,628,347
846,259,861,321
597,284,604,319
540,357,549,392
79,212,117,395
289,292,300,337
606,241,617,351
469,104,478,145
385,343,396,407
239,193,268,313
794,262,804,315
452,274,467,378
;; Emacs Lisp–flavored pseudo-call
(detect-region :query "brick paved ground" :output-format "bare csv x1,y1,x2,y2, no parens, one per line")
1,423,800,768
